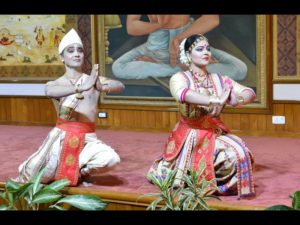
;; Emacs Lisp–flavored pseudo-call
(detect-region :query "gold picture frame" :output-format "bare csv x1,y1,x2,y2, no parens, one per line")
273,15,300,83
0,15,93,84
96,15,271,114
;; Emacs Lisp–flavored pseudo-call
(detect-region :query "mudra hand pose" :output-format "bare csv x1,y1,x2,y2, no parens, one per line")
16,29,125,186
147,34,256,198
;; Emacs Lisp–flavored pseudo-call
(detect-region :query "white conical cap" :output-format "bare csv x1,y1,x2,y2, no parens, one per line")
58,28,83,54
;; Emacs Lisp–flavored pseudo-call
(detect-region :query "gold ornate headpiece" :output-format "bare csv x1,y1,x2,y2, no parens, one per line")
188,34,208,52
179,34,208,66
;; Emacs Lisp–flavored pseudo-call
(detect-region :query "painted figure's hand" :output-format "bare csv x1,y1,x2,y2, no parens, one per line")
169,37,180,67
178,63,189,71
156,15,171,27
135,55,160,63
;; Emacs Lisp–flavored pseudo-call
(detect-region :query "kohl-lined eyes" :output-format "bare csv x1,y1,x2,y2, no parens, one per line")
66,47,84,54
195,45,210,52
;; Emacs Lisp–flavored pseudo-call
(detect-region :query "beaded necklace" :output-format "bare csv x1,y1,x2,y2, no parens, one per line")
189,70,218,97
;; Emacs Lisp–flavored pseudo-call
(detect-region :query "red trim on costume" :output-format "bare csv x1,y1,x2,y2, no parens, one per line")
163,116,231,192
163,116,230,160
191,129,216,188
54,119,95,186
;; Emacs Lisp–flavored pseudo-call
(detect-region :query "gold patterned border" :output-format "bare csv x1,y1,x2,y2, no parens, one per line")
273,15,300,82
0,15,79,83
97,15,270,112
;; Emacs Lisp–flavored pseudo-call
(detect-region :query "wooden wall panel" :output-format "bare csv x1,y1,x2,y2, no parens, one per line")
294,104,300,133
1,97,300,137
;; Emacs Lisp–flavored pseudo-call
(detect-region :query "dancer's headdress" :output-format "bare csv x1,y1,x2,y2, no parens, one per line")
179,34,208,66
58,28,83,54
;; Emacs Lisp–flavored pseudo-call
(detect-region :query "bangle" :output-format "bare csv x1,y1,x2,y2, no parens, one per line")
180,88,189,103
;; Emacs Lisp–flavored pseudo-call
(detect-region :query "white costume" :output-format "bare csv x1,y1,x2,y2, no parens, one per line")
16,29,120,185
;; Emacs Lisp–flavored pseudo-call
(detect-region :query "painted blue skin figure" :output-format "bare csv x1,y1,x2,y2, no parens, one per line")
112,15,247,81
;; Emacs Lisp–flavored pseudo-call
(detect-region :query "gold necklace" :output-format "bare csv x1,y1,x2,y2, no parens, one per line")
64,74,84,100
190,69,207,78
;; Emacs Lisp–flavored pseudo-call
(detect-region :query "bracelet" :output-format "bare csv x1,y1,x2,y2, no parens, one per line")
180,88,189,103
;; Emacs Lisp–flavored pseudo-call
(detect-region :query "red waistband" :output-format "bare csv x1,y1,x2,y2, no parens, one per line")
56,118,95,133
180,116,230,133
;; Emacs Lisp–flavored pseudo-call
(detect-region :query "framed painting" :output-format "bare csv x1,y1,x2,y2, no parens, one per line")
0,15,95,84
97,15,271,113
273,15,300,83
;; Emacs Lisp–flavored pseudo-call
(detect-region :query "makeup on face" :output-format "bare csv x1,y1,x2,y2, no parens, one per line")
62,43,84,68
190,40,211,66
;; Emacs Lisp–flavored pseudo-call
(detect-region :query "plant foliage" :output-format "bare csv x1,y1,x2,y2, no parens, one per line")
0,169,106,211
146,158,220,210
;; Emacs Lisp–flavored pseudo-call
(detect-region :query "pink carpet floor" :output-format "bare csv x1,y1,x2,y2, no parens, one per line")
0,124,299,208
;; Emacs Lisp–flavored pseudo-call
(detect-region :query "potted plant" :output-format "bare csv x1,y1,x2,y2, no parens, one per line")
265,191,300,210
146,158,220,210
0,168,106,211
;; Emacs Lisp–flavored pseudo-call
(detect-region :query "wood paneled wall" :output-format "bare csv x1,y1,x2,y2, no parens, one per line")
1,97,300,137
0,97,57,126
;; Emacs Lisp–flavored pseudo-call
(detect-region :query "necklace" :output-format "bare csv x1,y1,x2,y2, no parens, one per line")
189,70,215,96
190,69,207,78
64,74,84,100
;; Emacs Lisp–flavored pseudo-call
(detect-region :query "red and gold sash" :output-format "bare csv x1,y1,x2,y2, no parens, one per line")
163,116,230,189
54,118,95,186
163,116,229,160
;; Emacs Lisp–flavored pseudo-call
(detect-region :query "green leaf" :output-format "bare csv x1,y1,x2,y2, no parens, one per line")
196,197,210,210
49,205,67,211
0,191,5,200
173,187,183,199
7,192,14,207
147,197,163,210
163,170,177,189
204,194,221,201
32,189,62,204
57,195,106,211
182,196,192,210
147,173,163,190
182,175,194,188
44,179,70,191
0,205,10,210
6,180,21,193
32,168,46,195
292,191,300,209
265,205,295,211
15,183,34,205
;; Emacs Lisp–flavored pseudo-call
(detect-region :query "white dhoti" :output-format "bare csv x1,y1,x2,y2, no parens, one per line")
17,127,120,184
